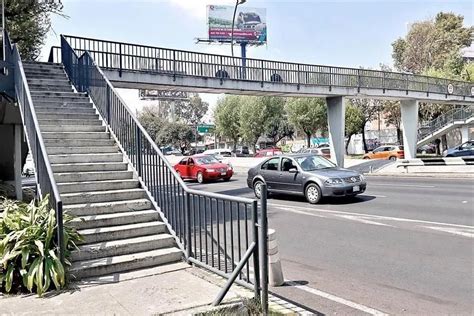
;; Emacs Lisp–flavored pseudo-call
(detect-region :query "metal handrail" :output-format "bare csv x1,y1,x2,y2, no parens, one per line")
60,34,474,97
5,30,65,263
418,106,473,140
61,35,266,306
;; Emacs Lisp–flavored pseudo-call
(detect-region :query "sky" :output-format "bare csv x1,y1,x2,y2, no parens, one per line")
41,0,473,121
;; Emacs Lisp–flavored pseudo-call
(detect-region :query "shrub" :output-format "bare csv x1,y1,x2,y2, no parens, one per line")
0,196,82,296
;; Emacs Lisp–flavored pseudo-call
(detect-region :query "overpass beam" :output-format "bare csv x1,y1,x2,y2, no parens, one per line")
326,96,345,167
400,99,419,160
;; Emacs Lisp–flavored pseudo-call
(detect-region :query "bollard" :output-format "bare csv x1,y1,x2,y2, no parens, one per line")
267,228,284,286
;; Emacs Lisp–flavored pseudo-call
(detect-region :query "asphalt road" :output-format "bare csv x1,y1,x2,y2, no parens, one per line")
187,174,474,315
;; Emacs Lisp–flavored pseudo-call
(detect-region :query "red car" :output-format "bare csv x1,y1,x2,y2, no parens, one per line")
174,155,233,183
254,148,283,158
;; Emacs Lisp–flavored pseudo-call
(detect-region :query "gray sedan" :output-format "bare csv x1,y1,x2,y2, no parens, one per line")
247,153,366,204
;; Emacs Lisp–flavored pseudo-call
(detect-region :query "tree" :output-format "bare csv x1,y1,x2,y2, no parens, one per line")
347,98,382,153
344,104,364,154
261,97,295,144
392,12,472,74
5,0,65,60
214,95,242,151
382,100,402,144
174,94,209,126
286,98,327,148
156,122,194,154
137,104,167,141
239,96,266,152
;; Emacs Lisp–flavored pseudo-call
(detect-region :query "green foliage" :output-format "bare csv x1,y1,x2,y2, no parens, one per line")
137,104,167,142
391,12,472,74
214,95,242,149
5,0,65,60
156,121,194,154
0,196,82,296
174,94,209,125
238,96,267,150
286,97,327,147
345,103,364,136
261,97,294,144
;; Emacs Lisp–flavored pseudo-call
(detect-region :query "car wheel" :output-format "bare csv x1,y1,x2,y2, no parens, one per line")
253,179,264,199
363,156,370,159
389,156,397,161
305,183,322,204
196,172,204,184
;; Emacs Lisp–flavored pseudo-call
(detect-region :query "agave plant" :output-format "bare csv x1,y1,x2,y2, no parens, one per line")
0,195,82,296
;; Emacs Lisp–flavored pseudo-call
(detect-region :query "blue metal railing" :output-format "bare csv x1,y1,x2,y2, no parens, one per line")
5,31,65,263
418,106,474,141
57,34,474,98
61,35,267,306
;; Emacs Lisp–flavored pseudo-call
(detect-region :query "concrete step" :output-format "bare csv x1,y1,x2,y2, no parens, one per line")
39,119,101,126
51,162,127,173
36,112,99,120
23,62,63,70
34,100,92,108
49,153,122,164
47,145,118,155
62,188,147,204
32,95,90,103
42,131,109,139
26,73,67,80
27,78,70,86
43,138,115,147
71,209,159,230
55,170,133,183
36,107,96,114
70,247,182,279
58,179,139,194
41,125,105,133
77,221,167,244
29,85,73,92
31,91,87,98
71,234,175,261
63,198,152,216
24,67,65,74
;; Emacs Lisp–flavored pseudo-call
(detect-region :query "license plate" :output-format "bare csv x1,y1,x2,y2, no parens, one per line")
220,172,227,176
353,185,360,192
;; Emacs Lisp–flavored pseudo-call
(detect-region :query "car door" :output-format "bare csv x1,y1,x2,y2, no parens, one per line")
276,157,303,192
259,157,280,190
371,147,384,159
176,158,188,178
187,158,196,178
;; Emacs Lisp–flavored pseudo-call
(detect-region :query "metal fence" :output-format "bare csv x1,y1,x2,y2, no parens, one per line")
61,36,268,307
418,106,473,140
6,31,65,263
57,35,474,98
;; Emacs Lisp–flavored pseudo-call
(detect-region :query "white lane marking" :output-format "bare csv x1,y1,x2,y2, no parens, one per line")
335,214,394,227
273,206,327,218
423,226,474,238
372,183,435,188
462,201,468,204
285,280,388,316
270,203,473,229
363,194,387,198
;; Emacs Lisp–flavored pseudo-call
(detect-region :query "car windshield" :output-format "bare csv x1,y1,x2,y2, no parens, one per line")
195,156,219,165
295,155,336,171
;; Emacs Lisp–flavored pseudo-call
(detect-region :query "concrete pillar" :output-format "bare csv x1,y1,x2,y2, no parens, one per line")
14,125,22,201
460,125,469,143
326,96,345,167
400,100,419,160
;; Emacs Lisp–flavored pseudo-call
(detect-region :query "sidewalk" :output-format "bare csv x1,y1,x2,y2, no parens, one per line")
373,161,474,178
0,262,305,315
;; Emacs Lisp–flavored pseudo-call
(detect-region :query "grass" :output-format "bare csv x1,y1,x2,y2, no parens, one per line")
197,298,285,316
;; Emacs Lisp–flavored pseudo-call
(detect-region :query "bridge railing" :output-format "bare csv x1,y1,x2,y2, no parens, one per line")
5,31,65,263
418,106,473,141
61,36,268,307
61,35,473,97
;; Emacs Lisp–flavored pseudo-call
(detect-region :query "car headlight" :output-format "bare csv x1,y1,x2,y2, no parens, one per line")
359,174,365,182
207,169,216,172
325,178,343,185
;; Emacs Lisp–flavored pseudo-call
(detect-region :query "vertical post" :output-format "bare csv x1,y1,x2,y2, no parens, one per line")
56,201,65,264
119,43,123,77
240,42,247,80
136,125,142,177
106,86,111,123
13,125,22,201
186,192,192,259
251,200,261,301
326,96,346,167
400,99,419,159
260,184,269,315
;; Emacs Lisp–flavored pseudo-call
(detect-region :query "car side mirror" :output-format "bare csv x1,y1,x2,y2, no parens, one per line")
289,168,298,173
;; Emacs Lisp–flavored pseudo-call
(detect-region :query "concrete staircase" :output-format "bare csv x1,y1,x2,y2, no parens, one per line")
24,61,183,280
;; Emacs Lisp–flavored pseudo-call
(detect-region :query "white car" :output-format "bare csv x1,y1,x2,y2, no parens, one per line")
202,149,233,168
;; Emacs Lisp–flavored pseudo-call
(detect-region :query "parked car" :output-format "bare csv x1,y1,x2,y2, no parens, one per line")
232,146,250,156
254,148,283,158
202,149,233,157
363,145,404,160
443,140,474,157
417,143,437,155
247,153,366,204
301,147,331,159
174,155,233,183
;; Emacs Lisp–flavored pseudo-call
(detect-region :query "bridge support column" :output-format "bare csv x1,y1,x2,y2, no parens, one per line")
400,99,419,160
14,125,23,201
326,96,345,167
460,125,469,143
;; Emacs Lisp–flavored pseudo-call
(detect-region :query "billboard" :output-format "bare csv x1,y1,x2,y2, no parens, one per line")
139,90,189,101
207,5,267,44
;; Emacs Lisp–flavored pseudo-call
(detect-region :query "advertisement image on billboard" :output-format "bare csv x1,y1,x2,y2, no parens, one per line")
207,5,267,44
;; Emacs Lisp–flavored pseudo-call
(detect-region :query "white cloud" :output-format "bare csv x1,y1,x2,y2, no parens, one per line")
168,0,236,20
